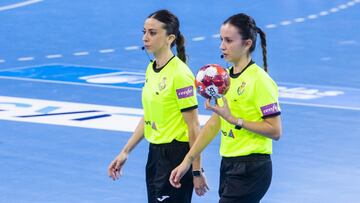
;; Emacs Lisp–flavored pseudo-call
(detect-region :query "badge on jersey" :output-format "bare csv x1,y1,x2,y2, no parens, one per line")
237,82,246,95
261,102,280,117
176,86,194,99
158,77,167,91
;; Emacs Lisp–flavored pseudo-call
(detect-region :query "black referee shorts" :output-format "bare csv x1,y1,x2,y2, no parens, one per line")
146,140,193,203
219,154,272,203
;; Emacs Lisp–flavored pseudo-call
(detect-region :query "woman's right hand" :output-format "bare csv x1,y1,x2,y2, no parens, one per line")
108,152,128,181
169,161,191,188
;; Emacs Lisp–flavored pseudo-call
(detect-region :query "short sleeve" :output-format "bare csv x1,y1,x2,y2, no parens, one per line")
254,75,281,118
173,70,198,112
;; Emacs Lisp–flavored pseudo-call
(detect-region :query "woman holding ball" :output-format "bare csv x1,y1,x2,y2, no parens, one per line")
170,13,282,203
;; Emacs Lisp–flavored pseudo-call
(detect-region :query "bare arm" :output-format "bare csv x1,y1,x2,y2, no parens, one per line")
108,117,145,180
181,109,201,169
183,113,221,165
169,113,221,188
228,115,281,140
121,117,145,154
181,109,210,195
206,98,282,140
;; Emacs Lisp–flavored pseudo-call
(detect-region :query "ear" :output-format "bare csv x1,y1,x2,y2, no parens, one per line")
244,39,253,49
167,34,176,45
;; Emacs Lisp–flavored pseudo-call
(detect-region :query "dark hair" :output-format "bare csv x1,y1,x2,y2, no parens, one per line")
223,13,268,72
148,9,186,63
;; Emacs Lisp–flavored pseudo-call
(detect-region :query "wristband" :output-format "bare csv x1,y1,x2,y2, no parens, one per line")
192,168,204,177
235,118,243,130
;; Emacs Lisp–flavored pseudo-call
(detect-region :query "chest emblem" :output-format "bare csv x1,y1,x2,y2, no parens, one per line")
158,77,167,91
237,82,246,95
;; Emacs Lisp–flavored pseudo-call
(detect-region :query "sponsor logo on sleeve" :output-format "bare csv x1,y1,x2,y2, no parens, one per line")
261,103,280,116
176,86,194,99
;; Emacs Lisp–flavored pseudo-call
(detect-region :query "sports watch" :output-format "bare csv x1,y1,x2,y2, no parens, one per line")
192,168,204,177
235,118,243,130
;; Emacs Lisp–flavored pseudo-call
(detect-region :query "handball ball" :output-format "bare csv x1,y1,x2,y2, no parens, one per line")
195,64,230,99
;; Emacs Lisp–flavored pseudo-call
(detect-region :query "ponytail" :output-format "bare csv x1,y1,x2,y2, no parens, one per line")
149,10,186,64
256,27,268,72
175,33,186,63
224,13,269,72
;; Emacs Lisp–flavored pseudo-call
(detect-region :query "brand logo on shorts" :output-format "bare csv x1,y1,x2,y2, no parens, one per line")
157,195,170,202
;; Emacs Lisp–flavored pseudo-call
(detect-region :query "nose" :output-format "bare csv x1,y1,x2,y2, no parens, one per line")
142,31,149,42
219,40,225,51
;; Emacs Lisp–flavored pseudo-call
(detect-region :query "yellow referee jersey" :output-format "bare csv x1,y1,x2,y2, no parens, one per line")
142,56,198,144
218,61,281,157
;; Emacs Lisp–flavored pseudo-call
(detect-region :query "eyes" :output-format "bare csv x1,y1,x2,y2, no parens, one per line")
142,29,157,36
220,37,233,43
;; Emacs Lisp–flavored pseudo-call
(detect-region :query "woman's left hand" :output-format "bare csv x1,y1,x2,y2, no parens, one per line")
205,97,235,124
193,174,210,196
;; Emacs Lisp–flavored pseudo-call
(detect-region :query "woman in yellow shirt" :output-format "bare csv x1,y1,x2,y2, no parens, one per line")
170,13,282,203
108,9,208,203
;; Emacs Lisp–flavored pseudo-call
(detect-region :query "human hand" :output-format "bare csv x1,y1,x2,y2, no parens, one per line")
193,173,210,196
169,162,191,188
205,97,235,124
108,152,128,181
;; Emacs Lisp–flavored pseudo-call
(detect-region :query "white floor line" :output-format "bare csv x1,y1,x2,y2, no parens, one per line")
212,34,220,38
0,0,43,12
73,52,89,56
124,46,140,50
18,57,34,61
99,49,115,53
265,24,277,29
0,0,358,68
281,101,360,111
0,76,143,91
0,76,359,111
294,18,305,23
192,36,206,41
46,54,63,59
278,82,360,91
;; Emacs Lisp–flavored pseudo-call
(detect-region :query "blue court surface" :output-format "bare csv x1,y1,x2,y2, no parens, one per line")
1,0,360,202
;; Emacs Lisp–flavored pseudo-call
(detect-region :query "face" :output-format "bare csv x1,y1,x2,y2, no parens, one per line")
220,23,252,63
142,18,175,54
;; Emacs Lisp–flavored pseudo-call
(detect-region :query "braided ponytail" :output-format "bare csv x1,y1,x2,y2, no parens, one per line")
224,13,269,72
256,27,268,72
175,33,186,63
149,10,187,64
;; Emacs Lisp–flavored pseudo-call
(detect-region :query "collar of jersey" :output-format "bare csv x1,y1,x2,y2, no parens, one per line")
229,60,255,78
152,55,176,73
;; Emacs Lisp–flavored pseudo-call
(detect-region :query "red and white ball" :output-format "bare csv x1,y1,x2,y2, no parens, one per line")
195,64,230,99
